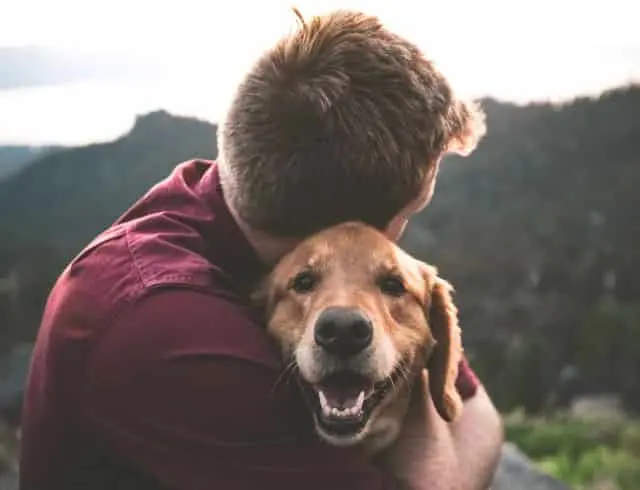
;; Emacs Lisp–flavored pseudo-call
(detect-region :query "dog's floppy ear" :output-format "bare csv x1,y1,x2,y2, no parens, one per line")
425,275,464,422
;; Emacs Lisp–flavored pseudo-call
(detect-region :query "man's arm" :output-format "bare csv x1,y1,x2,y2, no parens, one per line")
79,289,399,490
381,371,504,490
450,386,504,489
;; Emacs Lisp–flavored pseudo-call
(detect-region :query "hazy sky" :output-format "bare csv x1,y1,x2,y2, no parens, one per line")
1,0,639,145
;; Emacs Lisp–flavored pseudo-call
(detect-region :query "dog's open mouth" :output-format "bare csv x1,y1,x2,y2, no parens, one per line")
301,367,405,438
314,372,372,435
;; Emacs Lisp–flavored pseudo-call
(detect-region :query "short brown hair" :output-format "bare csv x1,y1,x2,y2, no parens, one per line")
219,9,485,237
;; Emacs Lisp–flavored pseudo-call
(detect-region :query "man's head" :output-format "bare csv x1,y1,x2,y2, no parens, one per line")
219,9,485,241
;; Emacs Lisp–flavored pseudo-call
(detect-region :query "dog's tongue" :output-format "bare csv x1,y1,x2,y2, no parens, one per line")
317,372,372,410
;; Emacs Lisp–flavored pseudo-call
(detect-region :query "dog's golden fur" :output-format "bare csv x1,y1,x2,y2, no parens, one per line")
253,222,463,453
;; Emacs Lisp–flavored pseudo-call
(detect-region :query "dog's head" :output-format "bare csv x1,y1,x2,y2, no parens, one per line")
253,222,463,446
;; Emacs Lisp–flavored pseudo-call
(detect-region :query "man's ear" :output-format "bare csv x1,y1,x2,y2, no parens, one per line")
445,99,487,157
424,275,464,422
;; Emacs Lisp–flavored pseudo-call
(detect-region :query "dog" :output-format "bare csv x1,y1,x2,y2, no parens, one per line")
252,221,464,454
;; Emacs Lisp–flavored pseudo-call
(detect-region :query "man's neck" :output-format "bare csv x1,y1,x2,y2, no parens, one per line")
224,196,300,267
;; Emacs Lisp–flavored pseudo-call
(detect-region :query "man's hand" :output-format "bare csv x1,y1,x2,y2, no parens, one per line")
379,370,504,490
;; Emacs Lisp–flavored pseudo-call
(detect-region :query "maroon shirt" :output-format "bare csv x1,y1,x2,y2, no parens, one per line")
20,160,479,489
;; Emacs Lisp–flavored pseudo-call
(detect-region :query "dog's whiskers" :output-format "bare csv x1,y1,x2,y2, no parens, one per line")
270,358,298,395
384,361,412,397
397,366,411,394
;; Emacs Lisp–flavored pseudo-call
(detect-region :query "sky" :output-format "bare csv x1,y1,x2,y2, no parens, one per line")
1,0,639,145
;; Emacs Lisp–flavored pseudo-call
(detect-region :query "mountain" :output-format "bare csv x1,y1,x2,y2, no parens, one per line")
400,86,640,411
0,147,38,180
1,86,639,414
0,110,217,252
0,146,63,180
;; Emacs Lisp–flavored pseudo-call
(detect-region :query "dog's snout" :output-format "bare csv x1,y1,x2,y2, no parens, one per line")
314,307,373,356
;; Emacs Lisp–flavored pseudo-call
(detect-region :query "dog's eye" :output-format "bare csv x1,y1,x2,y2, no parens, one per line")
290,270,317,294
379,275,406,297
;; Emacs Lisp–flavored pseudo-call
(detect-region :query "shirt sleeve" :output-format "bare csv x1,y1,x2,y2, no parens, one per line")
79,289,398,490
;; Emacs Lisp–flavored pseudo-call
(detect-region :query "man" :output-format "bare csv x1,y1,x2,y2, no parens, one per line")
20,9,503,490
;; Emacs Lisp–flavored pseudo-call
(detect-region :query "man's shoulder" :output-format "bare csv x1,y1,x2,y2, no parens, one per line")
57,220,232,320
106,287,281,370
63,227,277,367
47,219,259,338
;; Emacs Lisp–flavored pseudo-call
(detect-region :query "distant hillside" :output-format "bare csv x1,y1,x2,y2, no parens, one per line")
401,86,640,411
0,110,217,253
1,87,639,414
0,146,63,180
405,86,640,306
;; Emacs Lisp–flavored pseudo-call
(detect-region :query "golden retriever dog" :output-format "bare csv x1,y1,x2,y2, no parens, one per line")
253,221,464,454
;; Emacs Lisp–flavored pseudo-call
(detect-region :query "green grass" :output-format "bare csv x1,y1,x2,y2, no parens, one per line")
504,411,640,489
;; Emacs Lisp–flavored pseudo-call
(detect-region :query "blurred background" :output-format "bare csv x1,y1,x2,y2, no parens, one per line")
0,1,639,488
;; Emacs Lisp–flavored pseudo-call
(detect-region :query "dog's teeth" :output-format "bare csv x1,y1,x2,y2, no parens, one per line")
354,391,365,413
318,390,332,418
318,389,366,419
341,391,365,414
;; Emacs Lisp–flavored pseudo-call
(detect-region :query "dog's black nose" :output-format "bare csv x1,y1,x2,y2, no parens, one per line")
314,307,373,356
